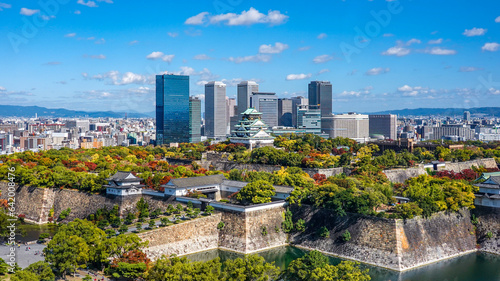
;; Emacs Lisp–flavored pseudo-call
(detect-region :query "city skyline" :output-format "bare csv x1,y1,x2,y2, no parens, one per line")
1,0,500,114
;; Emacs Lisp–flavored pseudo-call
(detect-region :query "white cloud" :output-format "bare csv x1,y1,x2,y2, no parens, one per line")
339,91,363,97
428,38,443,44
227,54,271,63
405,38,421,46
0,2,11,11
383,33,394,37
0,86,5,91
382,46,410,56
146,51,175,63
77,0,97,7
424,47,457,55
74,10,81,14
258,42,289,54
286,73,312,80
482,42,500,52
463,28,487,37
317,33,327,39
298,46,310,51
186,8,288,26
489,88,500,95
496,16,500,23
94,38,105,44
185,12,209,25
398,85,414,92
318,69,329,74
65,33,76,37
313,54,333,64
84,71,149,85
20,8,40,16
84,54,106,59
167,32,178,38
193,54,213,60
459,66,481,72
365,67,390,76
129,40,139,45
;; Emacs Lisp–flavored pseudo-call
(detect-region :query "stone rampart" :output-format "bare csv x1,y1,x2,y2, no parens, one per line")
473,206,500,255
444,158,498,173
290,206,477,271
382,167,427,183
139,213,222,260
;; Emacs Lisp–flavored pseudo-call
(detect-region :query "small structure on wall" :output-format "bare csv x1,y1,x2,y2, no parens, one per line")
474,175,500,208
105,171,144,196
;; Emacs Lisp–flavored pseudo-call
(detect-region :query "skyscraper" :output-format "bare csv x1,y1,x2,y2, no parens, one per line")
308,81,332,118
237,81,259,117
369,114,398,140
156,74,190,145
297,105,321,134
189,97,201,143
323,113,369,141
278,98,293,127
464,111,471,122
291,96,308,128
226,97,236,134
205,81,227,138
308,81,332,134
251,92,278,128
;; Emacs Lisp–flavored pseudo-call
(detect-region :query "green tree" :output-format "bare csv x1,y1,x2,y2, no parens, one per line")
144,256,221,281
342,230,351,242
394,202,423,219
295,219,306,232
283,250,328,281
220,254,280,281
319,226,330,238
25,261,55,281
10,270,40,281
137,198,150,219
205,205,215,215
310,261,371,281
236,180,276,204
0,258,9,275
282,210,294,233
149,219,156,229
44,234,89,277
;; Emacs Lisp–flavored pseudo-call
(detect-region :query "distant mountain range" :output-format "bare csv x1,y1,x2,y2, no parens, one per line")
0,105,154,118
368,107,500,117
1,105,500,118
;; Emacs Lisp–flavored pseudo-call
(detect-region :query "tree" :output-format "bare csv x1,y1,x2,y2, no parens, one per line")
137,198,150,219
220,254,280,281
136,222,142,231
105,250,151,280
319,227,330,238
0,258,8,275
144,256,221,281
119,224,129,234
310,261,371,281
25,261,55,281
44,234,89,277
282,210,294,233
236,180,276,204
283,250,329,281
342,230,351,242
295,219,306,232
394,202,423,219
149,219,156,229
10,270,40,281
205,205,215,215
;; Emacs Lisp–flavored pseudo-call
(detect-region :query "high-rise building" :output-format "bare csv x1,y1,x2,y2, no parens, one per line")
237,81,259,116
189,97,201,143
291,96,308,127
226,97,236,134
464,111,471,122
369,114,398,140
308,81,332,118
297,105,321,134
308,81,332,135
278,98,293,127
323,113,369,141
156,74,190,144
205,81,227,138
251,92,278,128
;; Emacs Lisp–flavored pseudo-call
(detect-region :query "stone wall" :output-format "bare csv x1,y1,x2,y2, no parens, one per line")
473,206,500,255
290,206,477,271
383,167,427,183
396,208,476,270
0,182,177,223
139,213,222,260
444,158,498,173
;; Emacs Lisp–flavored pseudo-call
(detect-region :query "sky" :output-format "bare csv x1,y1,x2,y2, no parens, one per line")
0,0,499,114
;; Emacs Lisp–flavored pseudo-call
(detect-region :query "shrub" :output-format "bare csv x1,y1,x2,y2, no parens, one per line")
136,222,142,231
217,221,225,230
318,226,329,238
487,231,493,239
261,226,267,236
282,210,293,233
149,219,156,229
119,224,128,234
342,230,351,242
205,205,215,215
295,219,306,232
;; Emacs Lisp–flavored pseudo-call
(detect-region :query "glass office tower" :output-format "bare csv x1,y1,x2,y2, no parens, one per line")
189,97,202,143
205,81,227,138
156,74,190,144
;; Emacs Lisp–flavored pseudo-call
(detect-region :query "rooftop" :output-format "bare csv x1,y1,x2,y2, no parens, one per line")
167,174,226,189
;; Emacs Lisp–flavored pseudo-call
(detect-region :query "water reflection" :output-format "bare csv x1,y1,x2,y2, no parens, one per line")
184,247,500,281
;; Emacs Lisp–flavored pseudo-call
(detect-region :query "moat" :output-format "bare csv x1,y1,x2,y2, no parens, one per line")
185,246,500,281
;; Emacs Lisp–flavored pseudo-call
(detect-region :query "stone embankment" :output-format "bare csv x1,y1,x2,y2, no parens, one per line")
289,206,477,271
473,206,500,255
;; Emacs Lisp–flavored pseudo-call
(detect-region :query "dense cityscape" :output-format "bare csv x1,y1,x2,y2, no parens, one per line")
1,1,500,281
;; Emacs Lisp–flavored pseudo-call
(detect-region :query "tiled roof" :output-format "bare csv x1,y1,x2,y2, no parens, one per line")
168,174,226,188
105,171,141,182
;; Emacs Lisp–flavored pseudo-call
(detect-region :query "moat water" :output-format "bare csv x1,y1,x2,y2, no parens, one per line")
185,246,500,281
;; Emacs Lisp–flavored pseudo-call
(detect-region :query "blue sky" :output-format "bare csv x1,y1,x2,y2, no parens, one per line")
0,0,499,114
